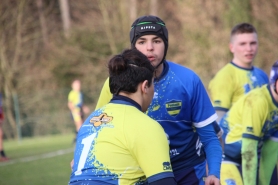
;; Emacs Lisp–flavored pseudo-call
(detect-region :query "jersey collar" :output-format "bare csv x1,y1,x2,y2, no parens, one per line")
110,95,142,111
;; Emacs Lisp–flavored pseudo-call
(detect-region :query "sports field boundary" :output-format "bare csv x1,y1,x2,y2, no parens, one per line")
0,147,74,167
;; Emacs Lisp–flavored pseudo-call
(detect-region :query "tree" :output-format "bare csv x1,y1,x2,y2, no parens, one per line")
59,0,71,39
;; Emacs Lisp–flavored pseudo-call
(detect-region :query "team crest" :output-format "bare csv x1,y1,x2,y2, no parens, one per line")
89,113,113,127
165,100,182,116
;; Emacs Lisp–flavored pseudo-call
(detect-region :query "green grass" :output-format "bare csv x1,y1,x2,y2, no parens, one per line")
0,134,75,185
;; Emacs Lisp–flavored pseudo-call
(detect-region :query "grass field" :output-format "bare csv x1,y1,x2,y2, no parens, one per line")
0,133,75,185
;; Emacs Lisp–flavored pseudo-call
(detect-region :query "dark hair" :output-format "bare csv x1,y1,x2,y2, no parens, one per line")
231,23,257,38
108,48,155,94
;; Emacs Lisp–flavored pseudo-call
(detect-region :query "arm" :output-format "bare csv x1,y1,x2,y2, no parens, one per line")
68,101,74,111
196,123,222,179
95,78,113,110
259,138,278,185
241,138,258,185
215,110,226,123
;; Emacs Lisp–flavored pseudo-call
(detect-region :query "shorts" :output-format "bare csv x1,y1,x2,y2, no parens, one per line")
174,160,206,185
71,107,83,122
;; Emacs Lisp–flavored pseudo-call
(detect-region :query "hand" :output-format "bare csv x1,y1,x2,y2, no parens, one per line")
83,105,90,114
70,159,74,171
205,175,221,185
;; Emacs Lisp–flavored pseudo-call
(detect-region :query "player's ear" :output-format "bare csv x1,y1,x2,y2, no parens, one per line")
141,80,149,94
229,43,234,53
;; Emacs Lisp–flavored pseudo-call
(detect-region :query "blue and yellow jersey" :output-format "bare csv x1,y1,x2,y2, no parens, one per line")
69,96,173,185
68,90,83,108
208,62,268,111
220,85,278,163
94,61,220,176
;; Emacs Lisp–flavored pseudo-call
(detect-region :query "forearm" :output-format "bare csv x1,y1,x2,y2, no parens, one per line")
241,138,258,185
196,124,222,178
259,139,278,185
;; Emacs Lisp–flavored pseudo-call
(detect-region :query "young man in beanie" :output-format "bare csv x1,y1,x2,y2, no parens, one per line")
96,15,222,185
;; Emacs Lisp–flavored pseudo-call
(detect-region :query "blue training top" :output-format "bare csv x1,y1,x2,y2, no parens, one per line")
147,61,222,177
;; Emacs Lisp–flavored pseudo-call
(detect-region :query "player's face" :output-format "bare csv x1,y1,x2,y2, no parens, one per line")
135,35,165,69
229,32,258,68
72,80,81,91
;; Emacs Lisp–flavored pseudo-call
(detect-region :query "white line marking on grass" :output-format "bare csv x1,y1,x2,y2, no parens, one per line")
0,148,74,166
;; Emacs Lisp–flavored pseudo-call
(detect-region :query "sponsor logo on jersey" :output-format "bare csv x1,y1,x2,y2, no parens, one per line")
162,161,172,170
165,100,182,116
89,113,113,127
214,100,221,106
246,126,253,133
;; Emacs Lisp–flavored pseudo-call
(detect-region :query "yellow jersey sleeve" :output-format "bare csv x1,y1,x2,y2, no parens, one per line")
95,78,113,110
209,65,235,110
68,90,79,105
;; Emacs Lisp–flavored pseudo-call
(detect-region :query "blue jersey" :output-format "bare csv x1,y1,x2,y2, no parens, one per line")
94,61,222,179
147,61,218,172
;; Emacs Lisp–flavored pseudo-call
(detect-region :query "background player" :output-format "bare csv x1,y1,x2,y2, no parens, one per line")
208,23,268,122
69,48,176,185
95,15,222,185
68,79,89,142
219,60,278,185
0,93,9,162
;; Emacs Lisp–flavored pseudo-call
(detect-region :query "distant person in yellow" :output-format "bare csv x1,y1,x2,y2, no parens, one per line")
219,61,278,185
68,80,89,137
69,48,176,185
209,23,268,123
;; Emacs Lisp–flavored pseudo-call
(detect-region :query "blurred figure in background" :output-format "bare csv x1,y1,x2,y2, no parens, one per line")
68,79,89,143
209,22,268,123
219,60,278,185
0,93,9,162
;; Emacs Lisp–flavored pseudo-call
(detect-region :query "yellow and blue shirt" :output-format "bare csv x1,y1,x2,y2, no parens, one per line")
94,61,222,179
69,95,173,185
209,62,268,111
220,85,278,163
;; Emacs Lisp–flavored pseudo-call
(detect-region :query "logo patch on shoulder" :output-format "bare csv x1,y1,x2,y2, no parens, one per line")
90,113,113,127
165,100,182,116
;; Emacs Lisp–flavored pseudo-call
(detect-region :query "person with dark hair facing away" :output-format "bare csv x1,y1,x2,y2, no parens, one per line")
95,15,222,185
0,93,9,162
69,48,176,185
219,60,278,185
